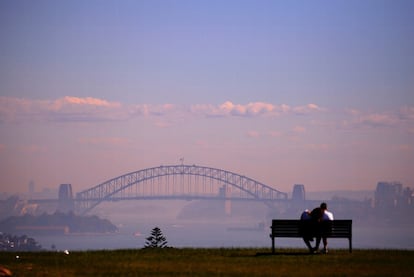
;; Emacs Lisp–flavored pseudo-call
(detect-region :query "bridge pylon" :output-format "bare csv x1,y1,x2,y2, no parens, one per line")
58,183,74,213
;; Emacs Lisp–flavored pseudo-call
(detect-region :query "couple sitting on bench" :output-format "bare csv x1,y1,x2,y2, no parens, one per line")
300,202,334,254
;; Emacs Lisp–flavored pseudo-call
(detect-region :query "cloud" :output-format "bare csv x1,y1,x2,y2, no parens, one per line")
55,96,121,108
359,113,398,127
190,101,322,118
0,96,180,123
0,96,125,123
0,96,324,124
190,101,252,117
132,104,177,117
338,106,414,135
246,102,275,116
345,107,414,129
400,106,414,121
190,104,219,117
293,103,323,115
0,97,34,122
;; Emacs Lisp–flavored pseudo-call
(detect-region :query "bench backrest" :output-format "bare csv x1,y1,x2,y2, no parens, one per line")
271,219,352,238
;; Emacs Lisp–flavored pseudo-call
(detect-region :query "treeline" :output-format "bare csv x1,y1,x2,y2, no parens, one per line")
0,233,42,251
0,212,118,234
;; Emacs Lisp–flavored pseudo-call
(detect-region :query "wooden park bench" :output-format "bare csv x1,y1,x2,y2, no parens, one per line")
270,219,352,253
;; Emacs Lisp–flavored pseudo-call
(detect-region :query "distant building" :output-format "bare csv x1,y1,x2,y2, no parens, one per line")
375,181,412,210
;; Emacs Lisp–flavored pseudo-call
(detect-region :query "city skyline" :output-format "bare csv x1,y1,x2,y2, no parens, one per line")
1,1,413,194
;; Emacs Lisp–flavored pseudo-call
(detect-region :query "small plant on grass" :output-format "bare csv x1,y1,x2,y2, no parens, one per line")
144,226,168,248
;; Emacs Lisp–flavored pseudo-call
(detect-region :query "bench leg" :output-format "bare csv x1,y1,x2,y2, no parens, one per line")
271,237,275,254
349,238,352,253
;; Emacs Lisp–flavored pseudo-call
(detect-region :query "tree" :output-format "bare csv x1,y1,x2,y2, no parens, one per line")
144,227,168,248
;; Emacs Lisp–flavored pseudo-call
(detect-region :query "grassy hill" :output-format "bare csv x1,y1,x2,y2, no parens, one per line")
1,248,413,276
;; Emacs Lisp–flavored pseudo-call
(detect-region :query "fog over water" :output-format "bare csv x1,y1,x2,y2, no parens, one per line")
33,199,414,251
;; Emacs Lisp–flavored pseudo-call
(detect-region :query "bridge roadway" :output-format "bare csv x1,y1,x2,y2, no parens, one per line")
29,195,291,203
32,164,291,214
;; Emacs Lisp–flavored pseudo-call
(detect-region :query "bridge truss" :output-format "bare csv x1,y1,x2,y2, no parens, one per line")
76,164,288,214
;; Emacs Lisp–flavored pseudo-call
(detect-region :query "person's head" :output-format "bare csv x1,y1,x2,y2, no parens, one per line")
320,202,327,210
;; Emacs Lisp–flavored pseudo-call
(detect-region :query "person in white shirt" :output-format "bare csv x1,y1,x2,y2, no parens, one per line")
320,202,334,253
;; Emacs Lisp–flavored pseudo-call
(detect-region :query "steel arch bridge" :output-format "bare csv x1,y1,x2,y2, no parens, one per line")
75,164,288,214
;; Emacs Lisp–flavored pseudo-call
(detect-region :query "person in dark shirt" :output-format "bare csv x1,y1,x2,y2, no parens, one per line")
310,203,334,253
300,209,313,252
310,206,323,253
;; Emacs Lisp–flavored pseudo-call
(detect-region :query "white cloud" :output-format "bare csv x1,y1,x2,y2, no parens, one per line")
132,104,176,117
0,96,324,124
340,106,414,134
190,104,220,117
359,113,398,127
55,96,121,108
190,101,322,118
293,103,323,115
280,104,291,113
0,96,125,122
347,109,406,128
245,102,275,116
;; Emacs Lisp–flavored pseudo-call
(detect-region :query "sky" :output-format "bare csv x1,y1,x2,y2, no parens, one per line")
0,0,413,195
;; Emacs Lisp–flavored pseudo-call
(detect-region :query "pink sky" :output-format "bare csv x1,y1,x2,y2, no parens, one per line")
1,1,413,195
1,96,413,194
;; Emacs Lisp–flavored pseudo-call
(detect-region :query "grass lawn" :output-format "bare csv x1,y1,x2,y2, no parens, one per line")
1,248,413,276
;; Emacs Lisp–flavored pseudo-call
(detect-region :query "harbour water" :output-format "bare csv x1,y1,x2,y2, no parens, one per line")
33,221,414,251
22,195,413,251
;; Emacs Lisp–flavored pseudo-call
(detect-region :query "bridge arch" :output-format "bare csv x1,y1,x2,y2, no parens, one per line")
76,164,288,214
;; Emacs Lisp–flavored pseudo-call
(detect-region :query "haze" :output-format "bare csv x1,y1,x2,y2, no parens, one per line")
1,0,413,195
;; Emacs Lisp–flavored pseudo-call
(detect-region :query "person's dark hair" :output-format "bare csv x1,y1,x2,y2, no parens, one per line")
320,202,327,210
